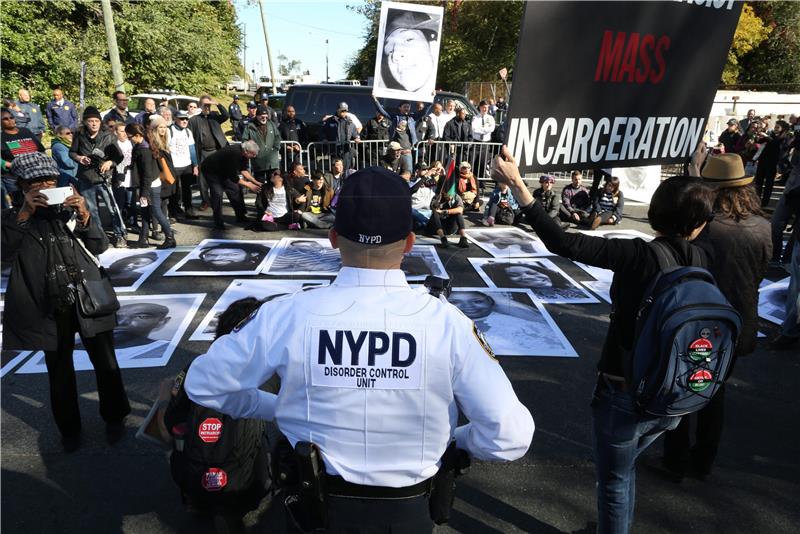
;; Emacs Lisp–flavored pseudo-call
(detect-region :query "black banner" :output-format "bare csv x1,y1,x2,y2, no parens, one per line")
505,0,743,172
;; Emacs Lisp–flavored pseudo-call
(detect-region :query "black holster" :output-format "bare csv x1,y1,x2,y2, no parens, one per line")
428,442,470,525
284,441,328,533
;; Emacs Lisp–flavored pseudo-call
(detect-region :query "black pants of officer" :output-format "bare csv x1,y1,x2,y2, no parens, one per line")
290,496,433,534
44,309,131,438
207,173,247,227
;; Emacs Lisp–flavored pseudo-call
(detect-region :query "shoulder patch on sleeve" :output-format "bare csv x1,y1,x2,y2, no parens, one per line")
472,323,497,361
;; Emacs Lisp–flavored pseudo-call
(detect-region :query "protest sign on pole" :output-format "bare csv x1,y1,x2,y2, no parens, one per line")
372,1,444,103
505,1,743,173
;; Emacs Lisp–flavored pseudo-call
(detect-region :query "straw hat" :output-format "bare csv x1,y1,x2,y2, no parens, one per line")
700,153,753,188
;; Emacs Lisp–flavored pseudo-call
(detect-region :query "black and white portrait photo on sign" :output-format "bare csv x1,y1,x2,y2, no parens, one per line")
165,239,276,276
401,245,448,281
99,249,174,291
464,227,552,258
15,294,205,374
446,288,577,357
0,303,31,377
758,278,790,325
190,279,330,342
470,257,598,304
372,1,443,102
261,238,342,276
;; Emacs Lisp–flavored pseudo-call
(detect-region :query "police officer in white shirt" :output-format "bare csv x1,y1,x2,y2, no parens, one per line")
185,166,534,533
471,99,496,142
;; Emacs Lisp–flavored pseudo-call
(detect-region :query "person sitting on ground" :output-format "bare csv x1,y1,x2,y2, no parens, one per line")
380,141,410,175
253,169,302,232
533,175,560,222
324,157,348,196
456,161,481,211
163,297,272,533
410,171,437,231
300,170,335,229
286,161,308,197
587,175,624,229
427,191,469,249
559,170,591,223
482,181,520,226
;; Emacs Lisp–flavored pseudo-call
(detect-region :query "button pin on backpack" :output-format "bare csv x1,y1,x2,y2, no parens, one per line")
688,339,713,362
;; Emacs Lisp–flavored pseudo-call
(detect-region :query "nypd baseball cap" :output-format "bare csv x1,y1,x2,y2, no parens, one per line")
334,166,412,245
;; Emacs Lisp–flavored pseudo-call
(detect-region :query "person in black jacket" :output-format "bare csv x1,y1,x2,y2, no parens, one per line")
125,123,175,249
228,95,243,137
69,106,127,245
189,95,229,210
2,152,130,452
492,146,715,534
754,119,789,207
278,105,308,173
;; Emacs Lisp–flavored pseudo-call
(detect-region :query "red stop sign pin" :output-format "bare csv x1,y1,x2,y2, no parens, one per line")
198,417,223,443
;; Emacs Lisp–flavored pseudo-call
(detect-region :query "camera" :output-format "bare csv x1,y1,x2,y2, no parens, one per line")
425,276,451,299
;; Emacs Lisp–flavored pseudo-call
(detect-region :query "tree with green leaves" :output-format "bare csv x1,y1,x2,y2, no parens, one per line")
1,0,242,110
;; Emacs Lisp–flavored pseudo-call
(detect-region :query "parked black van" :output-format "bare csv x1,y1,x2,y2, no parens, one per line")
284,84,478,140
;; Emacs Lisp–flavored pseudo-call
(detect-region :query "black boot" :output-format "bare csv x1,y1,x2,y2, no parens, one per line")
156,235,177,249
133,237,151,248
458,236,470,248
438,235,449,248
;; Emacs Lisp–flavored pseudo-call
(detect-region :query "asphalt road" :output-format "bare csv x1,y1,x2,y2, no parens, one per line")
2,186,798,534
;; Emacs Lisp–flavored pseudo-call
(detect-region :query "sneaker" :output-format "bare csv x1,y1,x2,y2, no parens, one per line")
150,231,164,241
114,237,128,249
439,236,449,248
483,216,495,226
288,223,301,230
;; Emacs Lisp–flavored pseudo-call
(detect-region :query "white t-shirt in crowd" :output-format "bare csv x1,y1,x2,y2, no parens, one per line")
169,125,195,168
268,185,288,218
116,139,133,187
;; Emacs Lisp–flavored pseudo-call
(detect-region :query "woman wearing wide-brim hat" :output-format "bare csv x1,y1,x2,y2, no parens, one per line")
662,152,771,480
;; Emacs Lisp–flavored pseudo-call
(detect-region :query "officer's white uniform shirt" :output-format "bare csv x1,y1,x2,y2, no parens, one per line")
471,112,496,142
185,267,534,488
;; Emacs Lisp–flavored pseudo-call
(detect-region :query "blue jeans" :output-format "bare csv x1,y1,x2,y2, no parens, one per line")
78,181,126,238
412,208,431,230
140,186,172,240
591,380,680,534
782,243,800,338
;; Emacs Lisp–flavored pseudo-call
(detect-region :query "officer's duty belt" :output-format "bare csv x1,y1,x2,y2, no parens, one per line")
326,475,432,500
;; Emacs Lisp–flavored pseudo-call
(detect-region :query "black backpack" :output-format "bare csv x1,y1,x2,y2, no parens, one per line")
627,241,741,417
166,369,269,511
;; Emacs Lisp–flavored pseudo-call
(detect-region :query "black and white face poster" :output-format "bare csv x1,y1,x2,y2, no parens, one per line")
505,1,742,172
373,1,444,103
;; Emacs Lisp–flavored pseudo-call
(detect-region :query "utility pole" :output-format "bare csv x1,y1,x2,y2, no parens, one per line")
258,0,278,95
242,24,247,85
326,39,330,83
100,0,125,92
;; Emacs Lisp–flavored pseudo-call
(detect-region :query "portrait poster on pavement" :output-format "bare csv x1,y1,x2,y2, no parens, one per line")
505,1,742,173
189,279,330,342
464,227,552,258
165,239,276,276
372,1,444,103
469,257,598,305
447,288,578,358
261,238,342,276
16,294,205,374
99,249,174,292
758,278,790,325
401,245,448,281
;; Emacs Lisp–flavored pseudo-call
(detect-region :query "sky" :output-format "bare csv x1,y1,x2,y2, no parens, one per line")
233,0,369,83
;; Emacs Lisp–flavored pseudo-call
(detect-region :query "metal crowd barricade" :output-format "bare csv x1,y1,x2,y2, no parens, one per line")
279,140,308,172
413,140,503,181
305,140,390,174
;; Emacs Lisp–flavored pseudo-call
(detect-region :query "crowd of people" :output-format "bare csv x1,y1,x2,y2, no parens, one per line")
1,83,799,534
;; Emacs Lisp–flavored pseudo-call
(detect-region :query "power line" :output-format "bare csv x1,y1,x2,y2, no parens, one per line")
267,13,364,38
